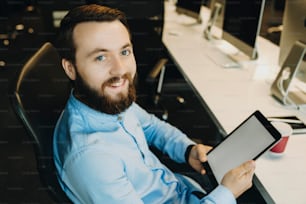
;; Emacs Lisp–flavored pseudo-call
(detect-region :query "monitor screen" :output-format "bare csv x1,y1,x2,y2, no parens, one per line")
176,0,205,23
278,0,306,79
222,0,265,60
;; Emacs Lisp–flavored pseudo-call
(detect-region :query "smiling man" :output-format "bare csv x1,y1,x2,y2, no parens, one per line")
53,4,255,204
61,19,136,114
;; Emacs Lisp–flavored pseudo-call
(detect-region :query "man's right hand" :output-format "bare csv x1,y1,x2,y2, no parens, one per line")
221,160,256,198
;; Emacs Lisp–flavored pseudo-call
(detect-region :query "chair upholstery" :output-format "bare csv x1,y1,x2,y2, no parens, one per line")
10,42,71,203
86,0,166,87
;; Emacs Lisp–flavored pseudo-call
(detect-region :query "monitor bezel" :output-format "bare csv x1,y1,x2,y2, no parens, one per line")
221,0,266,60
175,0,204,23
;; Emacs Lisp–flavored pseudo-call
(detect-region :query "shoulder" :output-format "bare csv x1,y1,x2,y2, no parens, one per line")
125,103,155,126
128,102,146,113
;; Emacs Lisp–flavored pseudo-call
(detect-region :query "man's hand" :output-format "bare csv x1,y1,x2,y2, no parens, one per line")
188,144,212,174
221,160,256,198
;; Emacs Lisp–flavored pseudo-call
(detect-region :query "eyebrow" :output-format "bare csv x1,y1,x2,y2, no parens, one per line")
86,43,132,57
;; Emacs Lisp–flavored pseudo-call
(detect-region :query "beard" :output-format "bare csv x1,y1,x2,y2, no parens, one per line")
73,71,137,115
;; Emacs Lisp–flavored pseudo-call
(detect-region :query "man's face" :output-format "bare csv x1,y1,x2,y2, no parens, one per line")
67,20,137,114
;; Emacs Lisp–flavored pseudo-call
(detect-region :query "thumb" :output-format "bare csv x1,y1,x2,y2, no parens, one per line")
240,160,256,175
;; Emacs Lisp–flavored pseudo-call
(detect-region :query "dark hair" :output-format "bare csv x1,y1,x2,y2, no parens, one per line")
56,4,130,63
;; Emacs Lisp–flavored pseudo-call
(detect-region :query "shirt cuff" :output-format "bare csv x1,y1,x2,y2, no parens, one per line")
202,185,236,204
184,144,195,164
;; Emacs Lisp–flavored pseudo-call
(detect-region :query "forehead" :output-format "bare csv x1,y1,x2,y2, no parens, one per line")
73,20,131,52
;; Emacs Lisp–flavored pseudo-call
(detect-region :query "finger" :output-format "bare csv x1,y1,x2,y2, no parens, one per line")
200,168,206,175
197,144,211,162
243,160,256,171
240,160,256,176
198,153,207,162
194,163,208,175
197,150,208,162
204,145,213,152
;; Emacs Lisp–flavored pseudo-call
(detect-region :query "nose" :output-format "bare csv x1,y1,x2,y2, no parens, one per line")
110,55,125,76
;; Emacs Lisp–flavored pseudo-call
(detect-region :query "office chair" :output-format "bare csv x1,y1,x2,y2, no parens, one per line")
86,0,164,35
86,0,187,120
10,42,71,203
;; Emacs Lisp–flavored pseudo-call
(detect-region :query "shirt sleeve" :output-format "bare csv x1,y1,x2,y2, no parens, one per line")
201,185,236,204
61,147,144,204
132,103,196,163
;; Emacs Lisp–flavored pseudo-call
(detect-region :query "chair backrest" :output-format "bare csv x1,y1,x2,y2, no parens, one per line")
10,42,71,203
86,0,164,20
85,0,166,87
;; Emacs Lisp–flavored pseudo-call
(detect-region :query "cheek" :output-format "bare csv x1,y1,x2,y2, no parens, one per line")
81,69,109,90
131,65,137,77
93,75,109,91
129,57,137,76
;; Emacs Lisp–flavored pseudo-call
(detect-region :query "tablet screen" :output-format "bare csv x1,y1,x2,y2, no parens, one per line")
207,111,281,184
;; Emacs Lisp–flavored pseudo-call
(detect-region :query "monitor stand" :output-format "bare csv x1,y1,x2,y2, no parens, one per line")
271,40,306,107
203,2,223,41
205,41,256,68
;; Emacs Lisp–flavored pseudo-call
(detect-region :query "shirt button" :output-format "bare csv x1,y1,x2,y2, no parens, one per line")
118,116,122,121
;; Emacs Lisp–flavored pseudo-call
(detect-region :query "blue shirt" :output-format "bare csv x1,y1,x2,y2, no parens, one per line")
53,92,236,204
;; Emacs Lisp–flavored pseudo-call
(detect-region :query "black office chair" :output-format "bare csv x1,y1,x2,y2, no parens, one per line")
10,42,71,203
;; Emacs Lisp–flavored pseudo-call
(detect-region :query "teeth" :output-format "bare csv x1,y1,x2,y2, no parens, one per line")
110,79,124,87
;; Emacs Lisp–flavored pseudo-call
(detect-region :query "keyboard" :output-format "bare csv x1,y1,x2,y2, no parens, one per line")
205,46,241,68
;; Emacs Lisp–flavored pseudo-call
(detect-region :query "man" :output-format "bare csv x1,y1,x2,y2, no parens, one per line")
53,4,255,204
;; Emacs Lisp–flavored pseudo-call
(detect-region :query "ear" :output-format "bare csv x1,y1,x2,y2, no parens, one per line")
62,58,76,80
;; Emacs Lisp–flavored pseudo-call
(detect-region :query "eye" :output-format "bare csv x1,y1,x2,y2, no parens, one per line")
95,55,105,61
121,49,131,56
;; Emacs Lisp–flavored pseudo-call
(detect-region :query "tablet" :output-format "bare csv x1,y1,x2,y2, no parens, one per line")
204,110,281,187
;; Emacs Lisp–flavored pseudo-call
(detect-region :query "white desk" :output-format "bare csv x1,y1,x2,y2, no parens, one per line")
163,2,306,204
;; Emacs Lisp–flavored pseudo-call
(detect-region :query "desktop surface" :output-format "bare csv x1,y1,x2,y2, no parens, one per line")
163,1,306,203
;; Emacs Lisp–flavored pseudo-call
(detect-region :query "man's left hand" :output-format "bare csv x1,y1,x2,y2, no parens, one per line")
188,144,212,174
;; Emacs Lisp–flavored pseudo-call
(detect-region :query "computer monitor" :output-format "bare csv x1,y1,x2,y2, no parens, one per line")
270,0,306,106
222,0,265,60
278,0,306,78
175,0,204,23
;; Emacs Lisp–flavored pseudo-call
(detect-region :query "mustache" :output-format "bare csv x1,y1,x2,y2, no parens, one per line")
104,74,133,85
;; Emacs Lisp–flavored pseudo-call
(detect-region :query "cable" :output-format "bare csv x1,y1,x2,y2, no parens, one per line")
276,67,300,109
